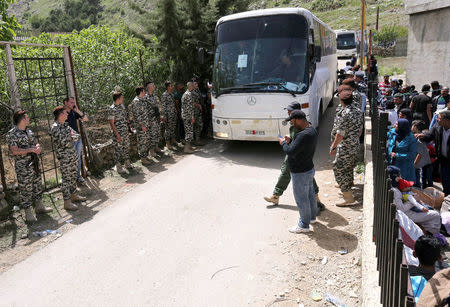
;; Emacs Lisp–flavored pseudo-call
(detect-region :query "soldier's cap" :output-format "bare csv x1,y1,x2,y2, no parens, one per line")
284,102,302,111
393,93,403,98
355,71,365,78
285,110,307,121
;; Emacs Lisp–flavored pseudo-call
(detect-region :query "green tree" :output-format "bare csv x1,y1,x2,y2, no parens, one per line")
0,26,169,113
154,0,182,61
130,0,250,82
34,0,103,32
0,0,21,41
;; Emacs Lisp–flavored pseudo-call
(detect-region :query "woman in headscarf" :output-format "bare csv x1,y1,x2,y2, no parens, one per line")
387,119,417,181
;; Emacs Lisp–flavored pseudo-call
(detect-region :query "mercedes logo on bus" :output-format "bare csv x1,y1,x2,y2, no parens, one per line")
247,96,256,106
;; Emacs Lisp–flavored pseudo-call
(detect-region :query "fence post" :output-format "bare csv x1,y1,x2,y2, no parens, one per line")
392,239,403,307
399,264,409,307
139,49,145,86
405,296,415,307
5,43,21,110
0,146,8,196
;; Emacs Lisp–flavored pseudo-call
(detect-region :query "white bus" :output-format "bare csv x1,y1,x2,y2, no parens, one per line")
212,8,337,141
336,30,357,59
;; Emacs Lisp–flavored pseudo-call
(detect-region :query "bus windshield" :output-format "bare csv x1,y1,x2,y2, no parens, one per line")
337,33,356,49
213,14,309,96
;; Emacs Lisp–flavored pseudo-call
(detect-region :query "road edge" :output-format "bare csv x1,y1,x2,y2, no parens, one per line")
362,115,382,306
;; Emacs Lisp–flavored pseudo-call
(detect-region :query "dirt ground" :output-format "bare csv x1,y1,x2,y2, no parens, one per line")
0,149,187,273
377,56,407,70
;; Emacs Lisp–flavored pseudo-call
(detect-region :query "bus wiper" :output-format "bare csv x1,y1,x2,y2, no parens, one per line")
244,82,296,97
217,86,260,97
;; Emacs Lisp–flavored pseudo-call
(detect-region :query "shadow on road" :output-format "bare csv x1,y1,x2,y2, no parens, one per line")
195,140,284,170
196,98,339,172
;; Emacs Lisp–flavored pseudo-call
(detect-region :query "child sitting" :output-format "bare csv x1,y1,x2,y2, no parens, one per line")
389,166,441,234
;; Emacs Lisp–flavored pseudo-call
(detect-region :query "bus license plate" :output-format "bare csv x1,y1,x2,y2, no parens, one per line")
245,130,265,135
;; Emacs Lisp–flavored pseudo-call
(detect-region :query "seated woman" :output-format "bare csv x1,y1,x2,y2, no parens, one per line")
387,119,417,182
389,166,441,234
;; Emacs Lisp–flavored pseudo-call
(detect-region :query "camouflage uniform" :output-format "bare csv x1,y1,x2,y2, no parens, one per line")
192,88,203,138
130,96,151,158
333,104,364,192
145,93,162,147
50,122,78,200
352,90,362,111
181,90,195,142
331,106,345,142
108,103,130,164
6,126,43,209
161,90,177,141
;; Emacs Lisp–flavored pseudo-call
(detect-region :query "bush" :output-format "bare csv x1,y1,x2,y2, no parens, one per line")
311,0,346,12
0,26,170,116
373,25,408,46
379,66,405,77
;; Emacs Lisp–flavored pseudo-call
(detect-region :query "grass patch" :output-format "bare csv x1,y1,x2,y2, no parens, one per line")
355,162,365,174
379,66,405,77
43,176,60,190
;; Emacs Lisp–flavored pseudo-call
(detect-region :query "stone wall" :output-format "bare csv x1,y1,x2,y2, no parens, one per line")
93,132,139,170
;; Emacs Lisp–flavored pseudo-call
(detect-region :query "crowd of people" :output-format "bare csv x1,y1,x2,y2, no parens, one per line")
378,75,450,303
379,77,450,195
6,78,212,222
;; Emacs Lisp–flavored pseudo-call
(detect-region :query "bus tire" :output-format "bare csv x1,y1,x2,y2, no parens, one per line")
316,100,323,129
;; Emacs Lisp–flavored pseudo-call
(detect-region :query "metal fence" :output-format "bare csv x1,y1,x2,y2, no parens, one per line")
368,81,415,307
0,41,163,197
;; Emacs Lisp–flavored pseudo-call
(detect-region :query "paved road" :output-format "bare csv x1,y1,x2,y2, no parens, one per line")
0,101,341,306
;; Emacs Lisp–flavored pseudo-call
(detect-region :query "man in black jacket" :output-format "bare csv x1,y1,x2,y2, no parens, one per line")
418,110,450,195
279,110,318,233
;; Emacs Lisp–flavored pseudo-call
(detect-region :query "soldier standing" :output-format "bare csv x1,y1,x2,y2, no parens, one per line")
108,92,133,174
130,86,152,165
6,110,52,222
174,82,185,142
145,81,165,160
192,80,204,146
181,82,196,154
50,106,86,211
161,81,183,151
330,85,364,206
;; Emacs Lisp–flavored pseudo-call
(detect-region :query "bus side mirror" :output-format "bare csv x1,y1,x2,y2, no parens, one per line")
198,48,205,65
314,46,322,62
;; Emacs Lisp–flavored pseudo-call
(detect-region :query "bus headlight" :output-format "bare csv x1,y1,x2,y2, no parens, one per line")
216,119,221,124
223,120,228,125
281,120,288,126
216,132,229,138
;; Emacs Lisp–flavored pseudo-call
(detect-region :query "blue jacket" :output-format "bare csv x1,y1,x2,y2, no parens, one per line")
387,129,417,182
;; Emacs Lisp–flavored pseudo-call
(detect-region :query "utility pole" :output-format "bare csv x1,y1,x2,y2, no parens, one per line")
376,6,379,31
360,0,366,69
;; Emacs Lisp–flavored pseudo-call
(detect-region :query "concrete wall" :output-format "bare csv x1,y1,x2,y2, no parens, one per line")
406,0,449,14
405,2,450,87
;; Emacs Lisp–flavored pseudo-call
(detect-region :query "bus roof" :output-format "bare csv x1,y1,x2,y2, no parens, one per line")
216,8,333,33
335,30,356,34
